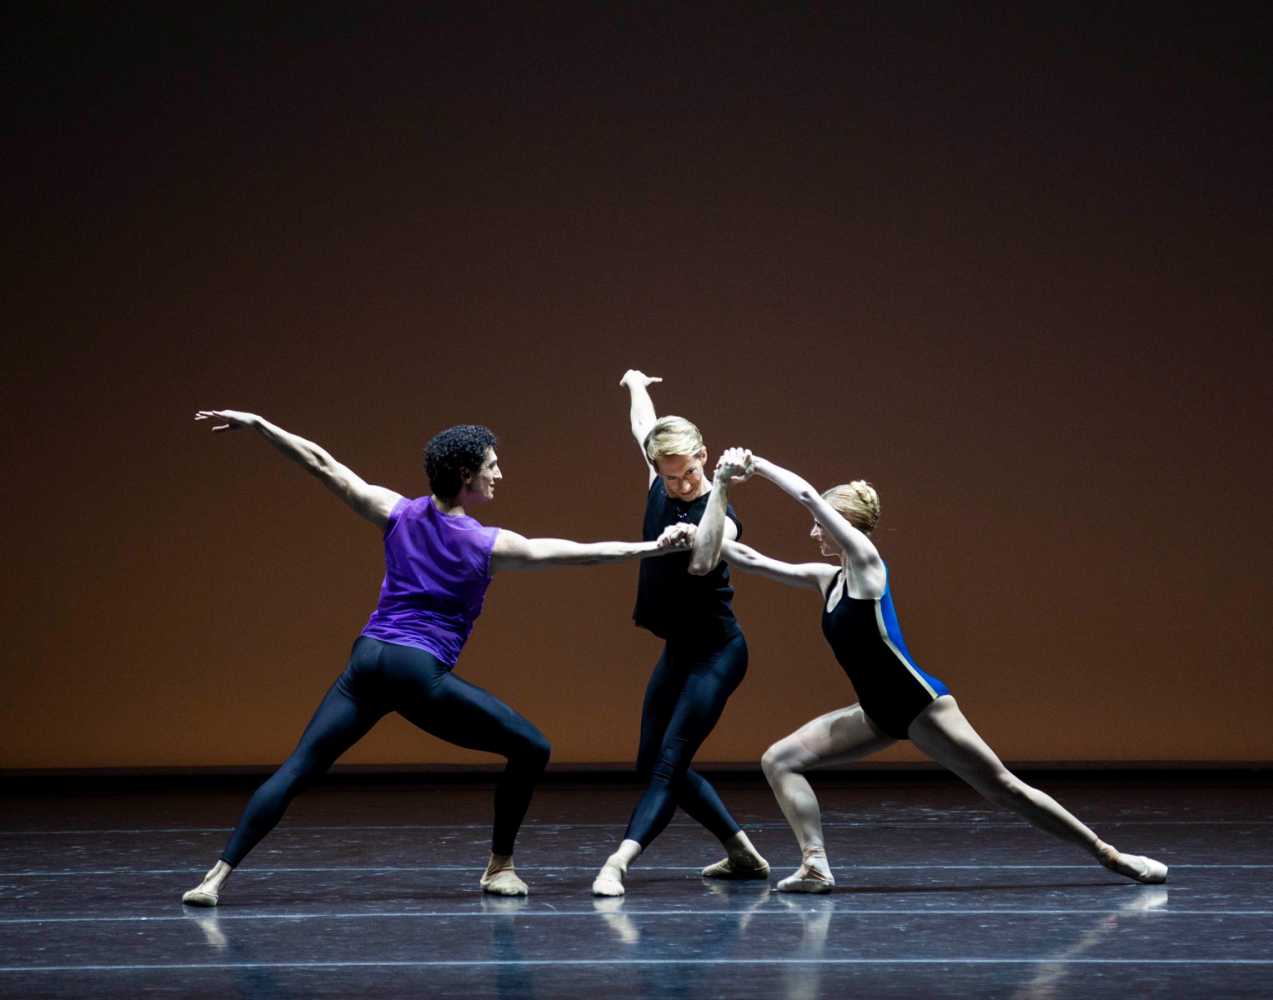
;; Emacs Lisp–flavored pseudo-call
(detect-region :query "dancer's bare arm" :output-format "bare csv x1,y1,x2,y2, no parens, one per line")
721,540,836,593
619,369,662,486
751,456,881,574
194,410,403,529
491,523,692,572
688,447,749,576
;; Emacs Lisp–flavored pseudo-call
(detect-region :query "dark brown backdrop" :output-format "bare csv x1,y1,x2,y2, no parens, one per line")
4,5,1270,768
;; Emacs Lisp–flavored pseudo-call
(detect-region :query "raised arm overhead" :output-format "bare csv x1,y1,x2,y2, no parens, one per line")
619,369,663,485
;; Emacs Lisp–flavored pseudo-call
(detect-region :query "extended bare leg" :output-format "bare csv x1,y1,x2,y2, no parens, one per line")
907,697,1166,884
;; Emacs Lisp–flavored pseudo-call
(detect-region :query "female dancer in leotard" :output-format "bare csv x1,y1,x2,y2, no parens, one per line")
182,410,691,906
693,447,1167,892
590,372,769,897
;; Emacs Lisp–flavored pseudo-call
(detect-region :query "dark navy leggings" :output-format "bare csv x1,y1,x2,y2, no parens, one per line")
221,637,551,866
623,633,748,848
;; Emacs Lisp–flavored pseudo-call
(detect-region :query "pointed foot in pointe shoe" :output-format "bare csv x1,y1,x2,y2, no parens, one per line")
480,869,529,896
181,886,219,907
1119,853,1168,885
701,855,771,880
1101,847,1168,885
776,871,834,894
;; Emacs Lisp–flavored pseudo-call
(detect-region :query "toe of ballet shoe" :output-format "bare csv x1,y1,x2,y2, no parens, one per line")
592,875,625,897
1106,852,1169,885
480,872,529,896
1132,858,1168,885
181,888,219,907
776,876,834,894
701,857,771,880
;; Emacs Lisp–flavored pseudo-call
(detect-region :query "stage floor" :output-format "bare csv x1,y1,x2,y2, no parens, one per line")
1,773,1270,998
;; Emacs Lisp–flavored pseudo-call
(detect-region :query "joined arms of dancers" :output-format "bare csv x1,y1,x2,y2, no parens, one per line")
691,449,884,597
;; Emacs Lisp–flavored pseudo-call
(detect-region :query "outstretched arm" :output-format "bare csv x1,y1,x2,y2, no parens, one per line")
688,447,749,575
194,410,403,529
751,456,880,570
721,540,835,594
490,524,692,573
618,369,662,485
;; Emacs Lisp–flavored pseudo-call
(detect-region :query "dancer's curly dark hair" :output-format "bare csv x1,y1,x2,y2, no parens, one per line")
423,424,497,499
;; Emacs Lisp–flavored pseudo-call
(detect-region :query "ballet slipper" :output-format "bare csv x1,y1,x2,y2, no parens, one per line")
480,867,529,896
702,830,770,879
701,853,771,879
776,866,835,894
182,861,231,907
592,863,627,897
480,855,529,896
1098,845,1168,884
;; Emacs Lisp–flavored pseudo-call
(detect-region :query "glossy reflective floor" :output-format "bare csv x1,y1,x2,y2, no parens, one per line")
2,773,1270,998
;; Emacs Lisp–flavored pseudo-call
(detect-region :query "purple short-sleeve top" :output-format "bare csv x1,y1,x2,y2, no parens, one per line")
359,496,500,667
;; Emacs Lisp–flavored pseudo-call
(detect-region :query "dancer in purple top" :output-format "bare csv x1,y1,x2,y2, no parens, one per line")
181,410,690,905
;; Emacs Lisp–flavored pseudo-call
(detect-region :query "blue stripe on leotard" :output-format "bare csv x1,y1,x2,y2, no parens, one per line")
876,585,950,702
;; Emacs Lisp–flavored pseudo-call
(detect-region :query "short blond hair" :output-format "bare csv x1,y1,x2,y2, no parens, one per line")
822,481,880,534
644,416,705,463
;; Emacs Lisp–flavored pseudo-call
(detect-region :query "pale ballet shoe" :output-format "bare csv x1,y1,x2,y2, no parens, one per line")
592,864,627,897
776,865,835,894
701,851,770,880
1099,845,1168,885
182,862,231,907
181,885,220,907
480,867,529,896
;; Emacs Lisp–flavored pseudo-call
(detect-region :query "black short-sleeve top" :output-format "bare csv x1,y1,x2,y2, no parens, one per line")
633,477,743,643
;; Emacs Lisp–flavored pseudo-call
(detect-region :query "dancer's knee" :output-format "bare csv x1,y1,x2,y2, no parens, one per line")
275,754,321,796
761,740,799,783
650,737,688,786
514,731,551,773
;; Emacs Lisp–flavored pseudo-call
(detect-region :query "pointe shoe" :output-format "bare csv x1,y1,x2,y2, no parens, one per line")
592,865,626,897
701,852,770,880
776,866,835,894
480,867,529,896
1099,845,1168,885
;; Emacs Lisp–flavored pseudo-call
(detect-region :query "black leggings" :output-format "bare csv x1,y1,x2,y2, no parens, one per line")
623,633,748,848
221,637,551,866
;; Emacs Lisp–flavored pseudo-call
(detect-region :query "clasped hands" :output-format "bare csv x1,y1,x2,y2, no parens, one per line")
656,523,697,549
714,447,754,485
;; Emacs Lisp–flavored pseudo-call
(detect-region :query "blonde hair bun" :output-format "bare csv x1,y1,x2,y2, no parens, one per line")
822,480,880,534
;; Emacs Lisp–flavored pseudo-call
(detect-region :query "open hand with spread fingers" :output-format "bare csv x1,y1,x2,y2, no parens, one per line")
194,410,258,433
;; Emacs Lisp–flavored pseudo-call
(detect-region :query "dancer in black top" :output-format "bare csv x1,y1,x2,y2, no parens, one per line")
694,447,1168,892
590,372,770,897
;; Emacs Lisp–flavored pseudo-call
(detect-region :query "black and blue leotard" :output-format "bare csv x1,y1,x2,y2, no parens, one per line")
820,567,950,739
